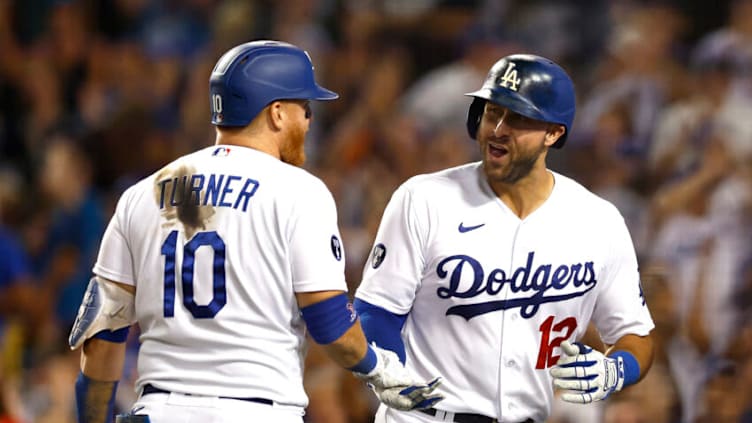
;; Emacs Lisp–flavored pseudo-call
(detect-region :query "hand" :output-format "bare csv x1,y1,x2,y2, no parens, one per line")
353,345,444,411
549,341,624,403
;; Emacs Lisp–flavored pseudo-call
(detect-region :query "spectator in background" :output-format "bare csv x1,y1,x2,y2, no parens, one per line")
0,167,38,337
400,27,519,136
33,136,104,332
648,46,752,188
646,133,752,422
577,4,690,160
692,0,752,102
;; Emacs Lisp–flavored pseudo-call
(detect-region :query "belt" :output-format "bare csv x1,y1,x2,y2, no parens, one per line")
141,384,273,406
419,408,533,423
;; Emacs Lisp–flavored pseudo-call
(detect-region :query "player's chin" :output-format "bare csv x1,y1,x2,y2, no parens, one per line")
282,151,306,167
482,151,509,172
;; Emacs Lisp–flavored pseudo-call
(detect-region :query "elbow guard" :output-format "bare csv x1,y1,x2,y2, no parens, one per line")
69,277,136,350
300,293,357,344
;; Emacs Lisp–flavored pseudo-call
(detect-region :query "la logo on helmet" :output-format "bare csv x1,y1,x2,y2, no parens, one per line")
499,62,521,91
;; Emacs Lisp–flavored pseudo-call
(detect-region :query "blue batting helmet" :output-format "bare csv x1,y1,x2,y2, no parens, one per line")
465,54,576,148
209,40,338,127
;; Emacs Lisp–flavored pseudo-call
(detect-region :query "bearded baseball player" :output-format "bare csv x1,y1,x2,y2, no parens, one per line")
354,54,655,423
68,40,442,423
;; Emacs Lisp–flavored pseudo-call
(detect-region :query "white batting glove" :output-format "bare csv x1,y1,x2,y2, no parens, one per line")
549,341,625,403
353,345,444,411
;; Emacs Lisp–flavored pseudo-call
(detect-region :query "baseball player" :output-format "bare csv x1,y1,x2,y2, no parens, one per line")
354,54,655,423
68,40,442,423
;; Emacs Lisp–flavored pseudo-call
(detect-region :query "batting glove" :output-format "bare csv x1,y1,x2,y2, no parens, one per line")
354,345,444,411
549,341,625,403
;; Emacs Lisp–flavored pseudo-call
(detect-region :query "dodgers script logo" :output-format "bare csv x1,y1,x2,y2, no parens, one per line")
436,251,597,320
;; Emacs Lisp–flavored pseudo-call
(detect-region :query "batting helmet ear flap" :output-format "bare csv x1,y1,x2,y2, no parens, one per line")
466,98,486,140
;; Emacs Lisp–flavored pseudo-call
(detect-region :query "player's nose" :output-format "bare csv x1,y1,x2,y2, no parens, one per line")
493,109,510,136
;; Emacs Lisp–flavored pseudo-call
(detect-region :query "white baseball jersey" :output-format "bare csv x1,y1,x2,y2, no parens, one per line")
355,162,654,422
93,145,347,408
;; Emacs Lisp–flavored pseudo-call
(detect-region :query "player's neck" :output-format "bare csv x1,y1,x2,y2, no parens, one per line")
214,127,281,161
492,168,555,219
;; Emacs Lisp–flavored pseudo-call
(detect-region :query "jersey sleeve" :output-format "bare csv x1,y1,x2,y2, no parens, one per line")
591,209,655,344
355,183,426,314
288,178,347,293
92,187,136,285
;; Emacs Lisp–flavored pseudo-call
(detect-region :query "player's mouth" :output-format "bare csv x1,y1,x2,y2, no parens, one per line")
487,142,508,158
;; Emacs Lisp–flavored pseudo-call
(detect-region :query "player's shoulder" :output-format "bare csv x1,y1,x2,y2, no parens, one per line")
400,162,480,194
114,150,202,206
552,171,624,217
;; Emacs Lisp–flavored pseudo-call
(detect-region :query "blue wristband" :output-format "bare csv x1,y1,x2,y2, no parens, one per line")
610,350,640,387
75,372,118,423
348,345,378,374
300,293,357,344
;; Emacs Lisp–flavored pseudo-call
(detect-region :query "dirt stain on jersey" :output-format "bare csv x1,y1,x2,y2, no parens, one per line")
154,164,215,239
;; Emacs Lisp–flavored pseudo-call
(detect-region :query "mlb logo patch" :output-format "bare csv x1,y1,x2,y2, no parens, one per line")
371,243,386,269
330,235,342,261
212,147,231,156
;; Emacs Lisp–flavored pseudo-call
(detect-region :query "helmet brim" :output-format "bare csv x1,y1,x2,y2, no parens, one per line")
311,85,339,101
464,88,547,124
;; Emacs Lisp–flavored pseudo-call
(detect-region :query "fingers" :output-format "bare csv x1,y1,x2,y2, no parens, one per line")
411,394,444,410
550,362,597,379
552,377,593,391
559,391,593,404
399,377,442,397
559,340,580,356
377,385,443,411
391,376,443,411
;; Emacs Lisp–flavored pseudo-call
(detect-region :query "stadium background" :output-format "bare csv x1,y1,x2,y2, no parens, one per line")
0,0,750,422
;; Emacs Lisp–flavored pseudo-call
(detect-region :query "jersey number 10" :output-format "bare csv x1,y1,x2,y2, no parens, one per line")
161,230,227,318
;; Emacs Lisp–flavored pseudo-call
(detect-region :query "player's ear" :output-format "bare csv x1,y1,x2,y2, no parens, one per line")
544,124,566,147
266,101,285,131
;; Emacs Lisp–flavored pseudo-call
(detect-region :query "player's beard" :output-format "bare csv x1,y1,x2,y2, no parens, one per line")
280,122,307,167
481,137,546,184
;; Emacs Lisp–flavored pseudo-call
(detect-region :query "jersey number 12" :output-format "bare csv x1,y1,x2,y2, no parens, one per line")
161,230,227,318
536,315,577,369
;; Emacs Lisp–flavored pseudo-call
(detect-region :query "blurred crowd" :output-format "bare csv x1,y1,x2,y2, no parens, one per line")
0,0,751,422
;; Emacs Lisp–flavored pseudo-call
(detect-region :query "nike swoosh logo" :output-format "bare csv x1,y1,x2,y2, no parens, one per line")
458,222,485,233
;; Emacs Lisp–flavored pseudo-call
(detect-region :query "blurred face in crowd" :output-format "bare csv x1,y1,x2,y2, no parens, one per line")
476,101,563,185
41,140,90,206
279,99,312,167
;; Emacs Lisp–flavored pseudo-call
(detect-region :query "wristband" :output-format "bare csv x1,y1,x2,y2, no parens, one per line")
75,372,118,423
300,293,357,344
609,350,640,387
348,345,377,374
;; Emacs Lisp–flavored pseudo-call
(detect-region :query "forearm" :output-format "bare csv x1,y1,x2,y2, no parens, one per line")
77,338,127,423
297,290,375,372
320,321,370,368
652,166,724,223
82,338,127,381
